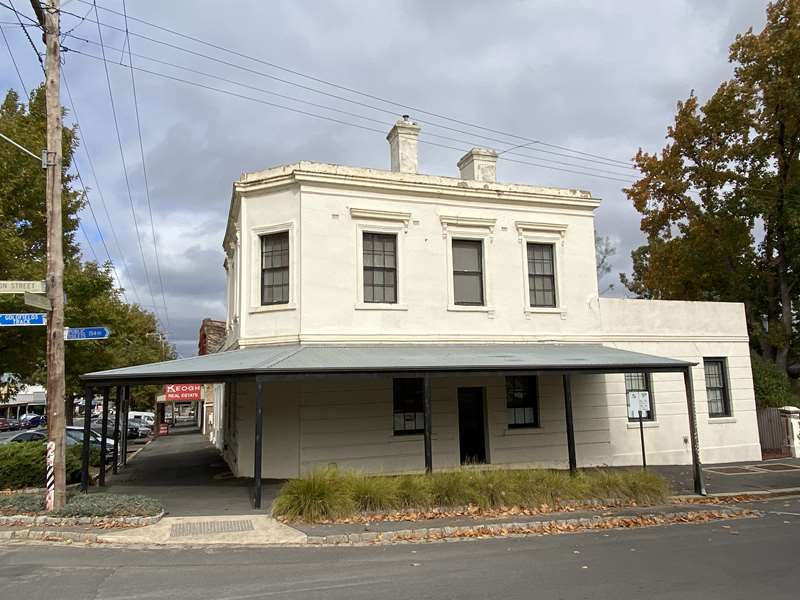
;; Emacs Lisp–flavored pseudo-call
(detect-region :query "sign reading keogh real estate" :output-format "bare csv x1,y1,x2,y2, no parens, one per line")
163,383,203,401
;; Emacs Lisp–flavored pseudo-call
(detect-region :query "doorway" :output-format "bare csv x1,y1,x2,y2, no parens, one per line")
458,387,487,464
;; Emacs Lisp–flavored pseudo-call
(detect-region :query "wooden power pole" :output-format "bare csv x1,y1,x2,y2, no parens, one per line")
32,0,66,510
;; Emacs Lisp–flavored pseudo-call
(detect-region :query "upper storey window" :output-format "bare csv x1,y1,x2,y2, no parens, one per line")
527,242,556,308
452,239,485,306
261,231,289,305
363,232,398,303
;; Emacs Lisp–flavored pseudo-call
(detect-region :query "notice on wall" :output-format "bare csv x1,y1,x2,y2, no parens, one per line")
163,383,203,401
627,391,651,419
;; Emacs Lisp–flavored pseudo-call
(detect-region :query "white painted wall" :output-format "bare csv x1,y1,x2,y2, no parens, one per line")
219,162,760,476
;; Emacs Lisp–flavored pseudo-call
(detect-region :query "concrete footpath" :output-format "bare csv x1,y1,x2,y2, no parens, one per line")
3,432,800,547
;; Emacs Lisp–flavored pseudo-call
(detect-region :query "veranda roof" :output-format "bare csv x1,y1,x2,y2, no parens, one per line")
81,343,693,385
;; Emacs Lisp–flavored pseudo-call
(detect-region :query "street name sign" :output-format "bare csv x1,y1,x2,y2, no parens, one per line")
24,291,52,311
64,326,110,341
0,313,46,326
0,280,47,294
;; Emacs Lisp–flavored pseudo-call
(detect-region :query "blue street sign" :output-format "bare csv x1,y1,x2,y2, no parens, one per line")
0,313,46,327
64,326,110,341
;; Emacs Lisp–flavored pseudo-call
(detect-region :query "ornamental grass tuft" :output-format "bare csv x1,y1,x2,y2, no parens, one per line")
272,466,671,523
271,467,354,522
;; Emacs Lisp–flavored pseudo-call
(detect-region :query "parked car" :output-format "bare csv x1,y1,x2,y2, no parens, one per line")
127,417,152,439
0,416,21,431
19,413,47,429
64,427,115,463
0,429,47,444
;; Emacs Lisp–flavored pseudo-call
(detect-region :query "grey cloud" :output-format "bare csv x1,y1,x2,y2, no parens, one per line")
0,0,771,357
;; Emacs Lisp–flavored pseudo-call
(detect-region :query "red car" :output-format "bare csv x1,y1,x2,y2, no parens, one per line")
0,417,20,432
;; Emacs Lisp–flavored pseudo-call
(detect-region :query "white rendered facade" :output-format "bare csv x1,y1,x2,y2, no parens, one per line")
219,121,760,478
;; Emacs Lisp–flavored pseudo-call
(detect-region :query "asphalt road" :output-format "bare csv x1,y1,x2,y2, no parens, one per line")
1,497,798,600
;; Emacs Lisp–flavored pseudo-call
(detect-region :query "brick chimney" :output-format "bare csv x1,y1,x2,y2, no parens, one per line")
387,115,420,174
457,148,498,183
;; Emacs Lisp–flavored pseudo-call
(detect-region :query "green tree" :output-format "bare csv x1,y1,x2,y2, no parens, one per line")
623,0,800,376
0,86,173,414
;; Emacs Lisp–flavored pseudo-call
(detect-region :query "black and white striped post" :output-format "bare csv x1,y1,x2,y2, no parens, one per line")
45,440,56,510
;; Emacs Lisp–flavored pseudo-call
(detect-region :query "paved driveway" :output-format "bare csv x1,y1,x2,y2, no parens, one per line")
102,429,282,516
653,457,800,495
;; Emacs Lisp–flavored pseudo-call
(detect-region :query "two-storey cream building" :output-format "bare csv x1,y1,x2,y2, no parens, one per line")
210,117,760,482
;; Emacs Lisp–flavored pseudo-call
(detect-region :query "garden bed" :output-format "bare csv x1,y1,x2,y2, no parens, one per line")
0,492,163,527
272,467,671,523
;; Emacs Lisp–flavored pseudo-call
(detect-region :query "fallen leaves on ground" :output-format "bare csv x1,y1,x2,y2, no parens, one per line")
303,500,630,525
380,509,758,543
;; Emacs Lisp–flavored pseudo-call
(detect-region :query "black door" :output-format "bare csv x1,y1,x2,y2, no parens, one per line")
458,387,487,464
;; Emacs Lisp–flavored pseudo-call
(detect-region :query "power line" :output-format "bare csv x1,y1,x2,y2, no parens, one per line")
1,23,29,100
0,129,39,158
60,1,637,173
75,0,637,169
62,68,141,306
68,47,638,185
90,0,159,317
63,32,638,181
79,221,99,263
121,0,169,330
3,0,43,70
0,3,133,303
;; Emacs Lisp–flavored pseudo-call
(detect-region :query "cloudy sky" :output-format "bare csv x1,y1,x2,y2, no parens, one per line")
1,0,769,356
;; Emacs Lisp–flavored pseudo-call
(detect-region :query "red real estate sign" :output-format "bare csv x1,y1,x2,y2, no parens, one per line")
163,383,202,401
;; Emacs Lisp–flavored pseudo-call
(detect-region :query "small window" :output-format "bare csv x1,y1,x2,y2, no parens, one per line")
527,243,556,307
393,378,424,435
704,359,731,418
506,376,539,428
452,239,484,305
624,372,655,421
363,233,397,303
261,232,289,305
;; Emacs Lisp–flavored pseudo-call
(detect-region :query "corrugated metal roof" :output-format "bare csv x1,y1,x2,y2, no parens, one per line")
81,343,692,384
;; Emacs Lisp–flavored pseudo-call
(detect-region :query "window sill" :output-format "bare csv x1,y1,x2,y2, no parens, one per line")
626,420,659,429
524,306,561,314
707,416,736,424
447,304,495,313
248,303,297,314
504,426,545,435
354,303,408,311
389,433,438,442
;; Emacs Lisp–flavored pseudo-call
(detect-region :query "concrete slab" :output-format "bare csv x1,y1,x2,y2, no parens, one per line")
97,515,306,545
101,428,282,517
653,457,800,495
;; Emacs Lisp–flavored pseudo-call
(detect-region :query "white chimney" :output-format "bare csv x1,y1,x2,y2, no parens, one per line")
387,115,420,174
457,148,498,183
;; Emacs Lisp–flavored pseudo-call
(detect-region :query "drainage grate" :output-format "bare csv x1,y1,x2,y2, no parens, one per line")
750,463,800,472
704,466,755,475
170,519,254,538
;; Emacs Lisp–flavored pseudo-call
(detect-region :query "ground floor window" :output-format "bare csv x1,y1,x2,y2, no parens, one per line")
624,372,654,421
393,378,424,435
506,376,539,428
704,358,731,417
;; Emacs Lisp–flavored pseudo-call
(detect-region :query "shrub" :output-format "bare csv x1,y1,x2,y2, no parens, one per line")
271,468,354,522
0,441,46,490
752,355,796,408
50,493,163,518
0,492,46,515
0,441,102,491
